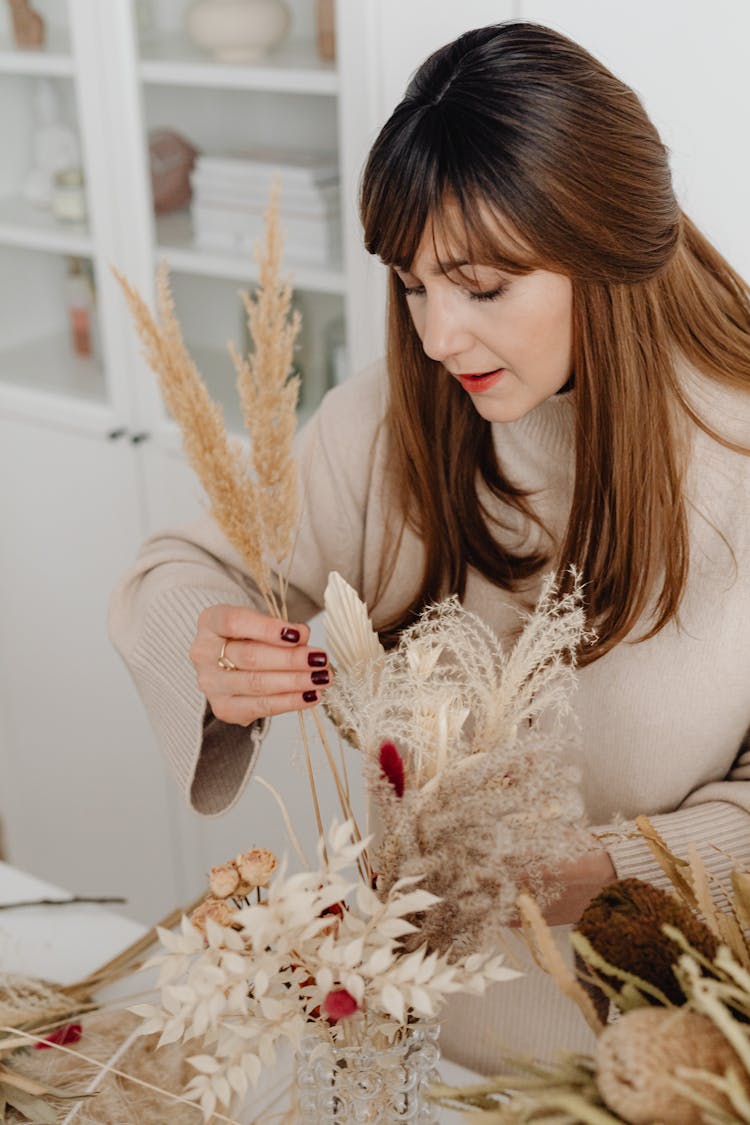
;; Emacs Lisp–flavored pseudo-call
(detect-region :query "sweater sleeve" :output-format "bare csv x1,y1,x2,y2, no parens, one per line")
601,726,750,891
108,364,387,817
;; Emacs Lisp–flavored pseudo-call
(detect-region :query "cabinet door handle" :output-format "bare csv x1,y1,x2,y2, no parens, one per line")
130,431,151,444
107,427,127,440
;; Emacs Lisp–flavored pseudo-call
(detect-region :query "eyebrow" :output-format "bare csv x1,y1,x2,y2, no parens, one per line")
395,258,473,277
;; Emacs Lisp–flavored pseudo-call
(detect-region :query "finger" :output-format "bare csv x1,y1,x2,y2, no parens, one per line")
207,667,333,699
208,688,322,726
200,604,310,648
216,640,329,674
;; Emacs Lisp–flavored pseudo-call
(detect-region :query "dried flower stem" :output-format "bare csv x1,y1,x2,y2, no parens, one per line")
297,713,328,865
253,776,310,869
309,708,369,883
115,263,280,618
518,893,603,1036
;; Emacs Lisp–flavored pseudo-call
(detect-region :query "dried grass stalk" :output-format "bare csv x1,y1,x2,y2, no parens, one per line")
517,894,604,1036
230,182,301,574
114,187,301,615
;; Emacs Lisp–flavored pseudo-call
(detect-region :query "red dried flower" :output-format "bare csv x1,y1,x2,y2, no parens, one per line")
35,1022,83,1050
379,741,405,798
322,988,359,1023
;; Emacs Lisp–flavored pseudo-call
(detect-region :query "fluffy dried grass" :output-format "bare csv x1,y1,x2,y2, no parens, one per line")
324,571,591,956
114,185,301,616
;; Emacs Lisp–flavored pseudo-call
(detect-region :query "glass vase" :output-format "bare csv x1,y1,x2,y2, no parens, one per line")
296,1021,441,1123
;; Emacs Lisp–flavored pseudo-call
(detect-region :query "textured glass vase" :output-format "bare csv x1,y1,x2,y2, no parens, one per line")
296,1022,441,1123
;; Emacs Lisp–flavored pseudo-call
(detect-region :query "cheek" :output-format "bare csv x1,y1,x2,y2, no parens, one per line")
527,285,573,367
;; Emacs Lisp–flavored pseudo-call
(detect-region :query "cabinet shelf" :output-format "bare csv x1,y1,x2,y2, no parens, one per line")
0,30,74,77
0,196,93,256
0,330,108,422
139,34,337,95
156,209,345,294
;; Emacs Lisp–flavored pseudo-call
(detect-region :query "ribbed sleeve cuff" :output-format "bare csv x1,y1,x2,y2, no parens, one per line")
600,801,750,895
127,585,270,817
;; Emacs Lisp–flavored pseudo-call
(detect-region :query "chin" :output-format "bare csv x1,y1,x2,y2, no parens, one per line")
472,398,534,424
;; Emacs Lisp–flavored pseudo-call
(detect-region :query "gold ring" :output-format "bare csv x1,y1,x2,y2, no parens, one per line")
217,638,238,671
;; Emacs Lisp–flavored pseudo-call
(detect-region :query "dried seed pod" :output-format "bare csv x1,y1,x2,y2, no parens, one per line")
596,1007,747,1124
576,878,718,1015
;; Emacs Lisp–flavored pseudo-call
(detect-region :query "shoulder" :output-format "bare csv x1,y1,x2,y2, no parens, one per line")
680,365,750,553
294,359,390,511
679,361,750,453
298,358,388,464
315,358,388,428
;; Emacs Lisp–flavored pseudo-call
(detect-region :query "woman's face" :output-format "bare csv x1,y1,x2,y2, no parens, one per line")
395,224,574,423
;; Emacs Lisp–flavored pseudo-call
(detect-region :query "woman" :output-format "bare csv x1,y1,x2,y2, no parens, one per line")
110,22,750,1066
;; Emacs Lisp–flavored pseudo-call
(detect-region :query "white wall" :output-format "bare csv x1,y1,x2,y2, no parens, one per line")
520,1,750,280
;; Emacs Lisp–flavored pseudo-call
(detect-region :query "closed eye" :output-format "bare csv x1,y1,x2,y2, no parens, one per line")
400,283,509,302
469,287,508,303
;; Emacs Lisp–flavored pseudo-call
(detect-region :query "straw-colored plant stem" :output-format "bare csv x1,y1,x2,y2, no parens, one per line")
114,263,279,617
230,182,301,609
518,893,604,1037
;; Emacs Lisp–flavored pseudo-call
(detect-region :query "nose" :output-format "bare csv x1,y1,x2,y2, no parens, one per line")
418,293,475,364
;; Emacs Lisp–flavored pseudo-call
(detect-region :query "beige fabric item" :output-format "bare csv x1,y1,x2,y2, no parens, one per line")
109,360,750,1069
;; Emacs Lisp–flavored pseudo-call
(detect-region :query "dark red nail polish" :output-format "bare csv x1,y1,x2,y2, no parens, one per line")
311,670,330,686
281,627,300,643
303,690,318,703
308,651,327,667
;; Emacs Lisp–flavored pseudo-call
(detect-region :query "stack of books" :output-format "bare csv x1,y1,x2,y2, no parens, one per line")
190,147,341,266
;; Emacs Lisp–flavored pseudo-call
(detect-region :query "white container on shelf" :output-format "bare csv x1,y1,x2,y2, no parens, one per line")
185,0,292,63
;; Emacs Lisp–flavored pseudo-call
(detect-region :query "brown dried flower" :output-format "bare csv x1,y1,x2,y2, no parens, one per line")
190,896,238,938
575,877,718,1016
236,848,277,890
596,1006,749,1124
209,862,241,899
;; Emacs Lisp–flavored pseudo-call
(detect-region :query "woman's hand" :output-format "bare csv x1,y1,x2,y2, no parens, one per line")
536,848,617,926
513,846,617,928
190,604,331,726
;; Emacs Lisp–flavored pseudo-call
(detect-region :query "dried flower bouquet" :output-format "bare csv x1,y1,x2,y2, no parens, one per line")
133,820,517,1119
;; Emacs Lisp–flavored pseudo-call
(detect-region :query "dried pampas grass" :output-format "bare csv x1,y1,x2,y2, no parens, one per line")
323,570,591,955
114,185,301,616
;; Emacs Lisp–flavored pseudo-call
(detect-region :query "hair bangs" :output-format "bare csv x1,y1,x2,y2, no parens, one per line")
360,108,445,270
426,186,544,282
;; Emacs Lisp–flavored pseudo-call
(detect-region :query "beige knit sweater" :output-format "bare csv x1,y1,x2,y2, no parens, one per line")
110,361,750,1070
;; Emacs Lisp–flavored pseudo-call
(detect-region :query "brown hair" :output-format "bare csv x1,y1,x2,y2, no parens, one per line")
360,21,750,663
